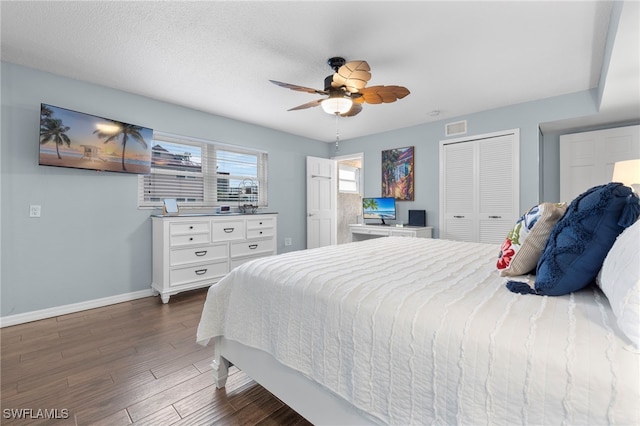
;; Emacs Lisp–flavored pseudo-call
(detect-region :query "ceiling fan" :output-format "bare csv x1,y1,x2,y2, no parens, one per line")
270,57,410,117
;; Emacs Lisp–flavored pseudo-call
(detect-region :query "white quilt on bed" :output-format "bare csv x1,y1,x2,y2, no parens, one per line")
197,237,640,425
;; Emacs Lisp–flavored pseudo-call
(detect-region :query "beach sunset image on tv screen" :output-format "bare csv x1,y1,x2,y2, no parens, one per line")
39,103,153,174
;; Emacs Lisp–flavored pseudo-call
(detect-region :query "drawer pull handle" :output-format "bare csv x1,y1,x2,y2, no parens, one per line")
453,215,465,218
259,231,263,235
195,269,208,275
259,222,263,225
189,226,194,229
189,237,193,241
224,228,234,233
195,251,207,256
248,244,258,249
489,215,502,219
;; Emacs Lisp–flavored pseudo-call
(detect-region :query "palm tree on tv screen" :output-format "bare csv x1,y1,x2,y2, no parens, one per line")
93,121,148,171
363,198,379,210
40,106,71,160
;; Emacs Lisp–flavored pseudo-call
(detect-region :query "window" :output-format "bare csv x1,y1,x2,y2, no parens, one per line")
138,132,268,208
338,164,360,193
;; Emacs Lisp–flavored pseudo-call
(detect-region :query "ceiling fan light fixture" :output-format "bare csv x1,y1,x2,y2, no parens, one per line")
321,95,353,115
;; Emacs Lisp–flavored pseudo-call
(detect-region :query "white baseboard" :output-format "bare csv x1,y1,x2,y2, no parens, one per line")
0,289,155,328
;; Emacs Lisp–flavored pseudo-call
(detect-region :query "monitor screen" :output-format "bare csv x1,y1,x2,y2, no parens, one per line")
363,197,396,221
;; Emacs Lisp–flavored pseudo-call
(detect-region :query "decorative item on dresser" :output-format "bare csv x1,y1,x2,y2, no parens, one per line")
151,213,277,303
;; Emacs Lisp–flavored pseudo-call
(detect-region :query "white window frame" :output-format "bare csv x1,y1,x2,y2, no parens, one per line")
338,163,361,194
138,132,268,209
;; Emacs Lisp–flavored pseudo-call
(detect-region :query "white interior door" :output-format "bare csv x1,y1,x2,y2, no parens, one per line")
560,125,640,202
307,156,337,249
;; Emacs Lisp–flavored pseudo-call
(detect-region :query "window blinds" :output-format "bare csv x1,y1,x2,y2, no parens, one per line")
138,133,268,208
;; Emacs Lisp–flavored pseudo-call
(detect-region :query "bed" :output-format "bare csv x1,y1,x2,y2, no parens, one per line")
197,233,640,425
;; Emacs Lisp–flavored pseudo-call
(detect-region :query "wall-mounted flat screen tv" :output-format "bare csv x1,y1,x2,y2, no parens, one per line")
363,196,396,225
39,103,153,174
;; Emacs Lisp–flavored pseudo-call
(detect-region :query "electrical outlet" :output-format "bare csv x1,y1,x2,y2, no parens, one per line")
284,237,292,246
29,205,41,218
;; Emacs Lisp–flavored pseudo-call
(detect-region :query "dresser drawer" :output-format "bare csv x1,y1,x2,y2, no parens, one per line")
230,238,275,258
170,233,210,247
170,244,228,266
170,221,210,235
170,261,228,287
390,230,414,237
247,217,275,230
352,227,388,236
212,220,245,241
247,227,275,239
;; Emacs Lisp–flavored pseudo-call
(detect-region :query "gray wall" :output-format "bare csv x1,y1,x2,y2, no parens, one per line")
334,90,605,237
1,62,327,317
2,61,634,318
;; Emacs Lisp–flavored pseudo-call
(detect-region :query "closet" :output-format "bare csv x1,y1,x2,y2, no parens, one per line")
560,125,639,202
439,129,520,244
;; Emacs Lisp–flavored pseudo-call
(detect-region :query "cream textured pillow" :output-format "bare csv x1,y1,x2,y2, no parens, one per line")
497,202,567,276
597,218,640,348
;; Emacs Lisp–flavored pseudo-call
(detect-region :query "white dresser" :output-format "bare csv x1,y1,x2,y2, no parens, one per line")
349,224,432,242
151,213,277,303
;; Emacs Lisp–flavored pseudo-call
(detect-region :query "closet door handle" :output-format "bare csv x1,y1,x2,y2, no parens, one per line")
194,251,207,256
194,269,207,275
224,228,234,233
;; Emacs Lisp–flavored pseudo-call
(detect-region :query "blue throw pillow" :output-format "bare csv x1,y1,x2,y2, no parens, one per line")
507,183,640,296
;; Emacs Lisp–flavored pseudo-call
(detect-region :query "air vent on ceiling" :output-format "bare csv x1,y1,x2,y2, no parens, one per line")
445,120,467,137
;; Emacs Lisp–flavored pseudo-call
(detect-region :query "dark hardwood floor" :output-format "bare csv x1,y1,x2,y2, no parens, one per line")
0,289,312,425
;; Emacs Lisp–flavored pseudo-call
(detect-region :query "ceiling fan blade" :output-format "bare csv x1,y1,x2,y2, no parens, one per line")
269,80,326,95
357,85,410,104
287,98,324,111
332,60,371,93
340,102,363,117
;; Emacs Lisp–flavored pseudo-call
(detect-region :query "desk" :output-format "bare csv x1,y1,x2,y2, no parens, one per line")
349,224,433,242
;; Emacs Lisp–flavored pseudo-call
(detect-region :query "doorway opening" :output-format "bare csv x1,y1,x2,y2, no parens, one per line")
334,153,364,244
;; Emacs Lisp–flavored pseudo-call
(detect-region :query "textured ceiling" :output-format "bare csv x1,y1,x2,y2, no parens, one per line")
1,1,637,142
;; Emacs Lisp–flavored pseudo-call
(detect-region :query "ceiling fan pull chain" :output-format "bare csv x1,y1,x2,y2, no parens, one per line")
335,113,340,151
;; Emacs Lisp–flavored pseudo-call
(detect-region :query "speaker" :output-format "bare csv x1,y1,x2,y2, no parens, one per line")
408,210,426,227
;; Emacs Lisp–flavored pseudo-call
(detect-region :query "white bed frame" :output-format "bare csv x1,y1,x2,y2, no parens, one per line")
212,336,379,425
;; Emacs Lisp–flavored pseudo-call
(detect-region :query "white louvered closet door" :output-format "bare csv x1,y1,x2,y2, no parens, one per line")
477,134,519,243
559,125,639,202
441,141,476,241
440,130,519,244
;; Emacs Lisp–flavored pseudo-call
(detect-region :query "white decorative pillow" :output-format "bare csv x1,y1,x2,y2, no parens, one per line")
497,202,567,277
597,219,640,348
